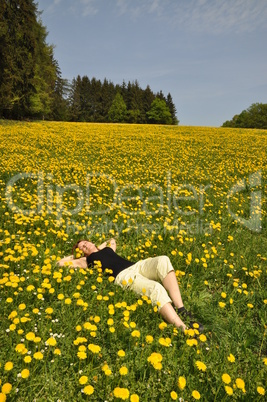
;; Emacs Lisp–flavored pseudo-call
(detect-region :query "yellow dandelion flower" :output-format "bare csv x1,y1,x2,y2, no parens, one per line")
26,332,35,341
195,360,207,372
178,376,186,390
257,386,265,396
222,373,231,384
130,394,139,402
119,366,128,375
6,298,13,303
192,390,201,400
170,391,178,400
113,387,130,400
227,353,235,363
159,322,167,330
1,383,12,394
199,334,207,342
145,335,154,344
15,343,28,354
0,392,6,402
77,351,87,360
24,356,32,363
186,338,198,347
83,385,94,395
147,352,163,370
21,369,30,379
79,376,88,385
184,327,193,337
33,352,44,360
107,318,114,326
225,386,233,395
88,344,101,354
159,337,171,347
4,362,13,371
118,349,126,357
131,330,140,338
45,337,57,346
235,378,245,391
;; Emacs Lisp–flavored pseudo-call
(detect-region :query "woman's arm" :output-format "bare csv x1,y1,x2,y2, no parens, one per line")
109,238,116,252
57,255,87,268
97,241,107,250
57,255,74,265
97,238,117,252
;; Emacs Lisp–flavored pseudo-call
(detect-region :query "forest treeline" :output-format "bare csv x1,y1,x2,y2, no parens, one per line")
222,103,267,129
68,76,178,124
0,0,178,125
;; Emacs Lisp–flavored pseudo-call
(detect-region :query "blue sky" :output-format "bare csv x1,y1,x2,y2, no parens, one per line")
37,0,267,126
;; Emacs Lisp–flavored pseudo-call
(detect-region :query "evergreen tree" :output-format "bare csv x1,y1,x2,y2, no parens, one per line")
156,90,166,101
142,85,155,123
79,75,92,121
68,76,82,121
98,78,115,122
50,61,70,121
0,0,57,119
90,77,102,122
166,93,179,125
126,80,141,123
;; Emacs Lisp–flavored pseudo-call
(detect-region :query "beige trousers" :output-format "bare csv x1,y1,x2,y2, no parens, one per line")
115,255,174,310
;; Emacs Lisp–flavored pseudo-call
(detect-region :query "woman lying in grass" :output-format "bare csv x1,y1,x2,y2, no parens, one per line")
58,238,203,333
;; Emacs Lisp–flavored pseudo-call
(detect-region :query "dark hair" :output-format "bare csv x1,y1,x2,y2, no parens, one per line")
72,239,87,257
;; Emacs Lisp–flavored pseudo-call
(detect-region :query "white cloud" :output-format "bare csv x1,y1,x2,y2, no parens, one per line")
40,0,267,33
79,0,98,16
114,0,267,34
115,0,164,19
40,0,98,17
175,0,267,34
43,0,63,15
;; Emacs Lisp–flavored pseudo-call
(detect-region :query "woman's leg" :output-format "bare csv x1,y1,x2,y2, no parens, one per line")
115,264,187,331
160,303,187,331
162,270,184,309
139,256,184,309
129,274,187,331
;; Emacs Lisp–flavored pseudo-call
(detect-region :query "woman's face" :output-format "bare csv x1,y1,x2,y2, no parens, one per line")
78,240,97,256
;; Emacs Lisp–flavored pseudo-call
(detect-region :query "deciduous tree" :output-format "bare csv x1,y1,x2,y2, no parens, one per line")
147,98,172,125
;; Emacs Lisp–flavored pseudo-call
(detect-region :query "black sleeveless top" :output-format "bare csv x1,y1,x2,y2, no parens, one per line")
86,247,135,278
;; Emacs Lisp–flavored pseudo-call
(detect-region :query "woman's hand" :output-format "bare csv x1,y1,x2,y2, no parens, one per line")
97,238,117,252
56,255,74,266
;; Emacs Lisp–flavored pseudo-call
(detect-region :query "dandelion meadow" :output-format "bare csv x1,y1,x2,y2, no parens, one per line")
0,121,266,401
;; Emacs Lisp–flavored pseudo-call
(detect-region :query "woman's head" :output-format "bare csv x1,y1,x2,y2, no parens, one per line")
72,240,98,257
